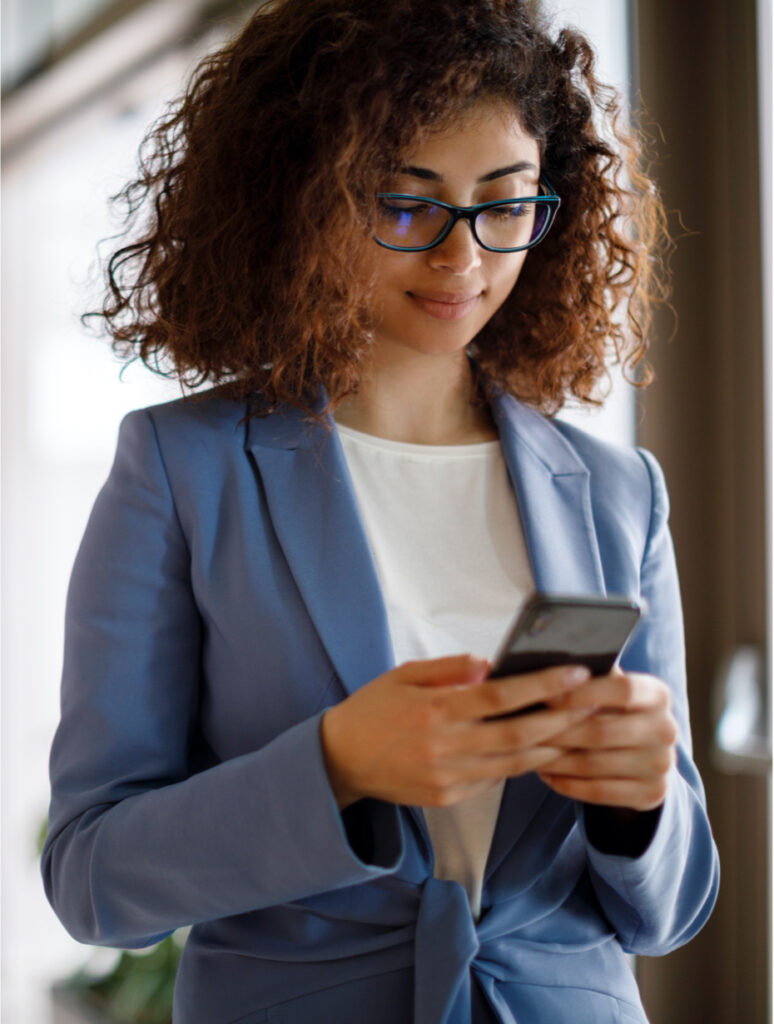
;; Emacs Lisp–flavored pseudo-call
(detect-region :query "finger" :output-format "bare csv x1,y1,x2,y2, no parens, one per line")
452,744,567,785
546,708,679,752
538,745,676,780
450,665,591,722
549,672,671,713
405,745,566,808
397,654,490,688
537,772,669,811
454,705,597,759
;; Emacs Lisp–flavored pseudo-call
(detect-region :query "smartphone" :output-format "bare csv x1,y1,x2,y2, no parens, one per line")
488,592,644,714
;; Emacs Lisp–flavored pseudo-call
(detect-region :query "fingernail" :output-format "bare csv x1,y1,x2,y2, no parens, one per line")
564,666,591,685
468,655,490,680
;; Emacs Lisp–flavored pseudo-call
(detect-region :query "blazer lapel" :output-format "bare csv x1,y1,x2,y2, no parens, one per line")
490,389,606,596
244,397,394,699
485,389,607,879
245,397,432,853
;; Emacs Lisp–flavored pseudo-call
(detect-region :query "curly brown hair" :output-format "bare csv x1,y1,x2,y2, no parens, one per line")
89,0,671,419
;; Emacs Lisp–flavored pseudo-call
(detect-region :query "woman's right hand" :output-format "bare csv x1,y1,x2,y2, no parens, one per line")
319,654,594,810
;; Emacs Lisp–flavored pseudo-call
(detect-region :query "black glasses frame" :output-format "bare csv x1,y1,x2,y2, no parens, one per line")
373,175,561,253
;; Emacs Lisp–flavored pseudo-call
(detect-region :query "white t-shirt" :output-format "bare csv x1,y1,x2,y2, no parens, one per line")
336,422,534,918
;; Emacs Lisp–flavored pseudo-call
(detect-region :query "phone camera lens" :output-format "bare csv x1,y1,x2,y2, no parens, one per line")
527,612,552,637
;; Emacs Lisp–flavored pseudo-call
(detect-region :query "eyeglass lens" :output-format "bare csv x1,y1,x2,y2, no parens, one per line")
375,198,551,251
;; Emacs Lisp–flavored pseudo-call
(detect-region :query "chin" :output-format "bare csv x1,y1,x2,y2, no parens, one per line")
376,315,492,358
395,331,478,358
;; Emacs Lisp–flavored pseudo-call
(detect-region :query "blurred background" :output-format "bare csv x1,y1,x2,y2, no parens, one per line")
2,1,771,1021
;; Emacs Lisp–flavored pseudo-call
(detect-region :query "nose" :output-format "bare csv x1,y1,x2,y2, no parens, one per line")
426,218,482,274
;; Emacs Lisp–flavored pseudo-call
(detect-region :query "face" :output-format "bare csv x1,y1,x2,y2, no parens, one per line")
365,99,541,361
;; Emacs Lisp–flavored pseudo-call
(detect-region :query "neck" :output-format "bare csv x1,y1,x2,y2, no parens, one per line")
332,347,497,445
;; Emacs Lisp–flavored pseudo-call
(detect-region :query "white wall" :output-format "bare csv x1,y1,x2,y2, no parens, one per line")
1,40,214,1024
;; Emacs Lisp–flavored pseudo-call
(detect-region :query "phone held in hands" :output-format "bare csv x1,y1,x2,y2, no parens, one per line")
488,592,645,715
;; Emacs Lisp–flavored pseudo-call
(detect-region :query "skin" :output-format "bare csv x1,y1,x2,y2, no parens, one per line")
322,99,679,818
334,100,538,444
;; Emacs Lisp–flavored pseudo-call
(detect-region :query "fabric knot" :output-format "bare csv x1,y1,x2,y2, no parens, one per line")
414,877,480,1024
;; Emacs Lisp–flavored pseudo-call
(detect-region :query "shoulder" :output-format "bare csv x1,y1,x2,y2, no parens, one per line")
495,392,670,552
123,387,248,440
545,417,671,562
494,391,667,511
105,390,255,510
552,416,665,496
114,388,255,471
120,386,325,455
551,416,669,522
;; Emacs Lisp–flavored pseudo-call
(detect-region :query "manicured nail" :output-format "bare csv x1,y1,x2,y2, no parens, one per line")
467,655,489,680
564,666,591,685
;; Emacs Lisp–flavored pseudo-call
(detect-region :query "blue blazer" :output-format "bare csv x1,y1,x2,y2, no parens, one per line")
43,384,719,1024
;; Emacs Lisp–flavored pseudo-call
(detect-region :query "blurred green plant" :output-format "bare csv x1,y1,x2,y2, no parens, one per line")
63,937,182,1024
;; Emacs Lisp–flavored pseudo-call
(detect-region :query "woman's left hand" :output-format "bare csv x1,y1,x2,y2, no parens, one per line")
536,670,679,812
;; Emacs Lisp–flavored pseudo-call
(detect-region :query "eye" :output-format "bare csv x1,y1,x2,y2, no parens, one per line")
377,197,432,218
487,202,529,219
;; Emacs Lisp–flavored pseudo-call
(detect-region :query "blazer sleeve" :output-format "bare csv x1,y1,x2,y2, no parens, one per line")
575,447,720,955
41,409,404,949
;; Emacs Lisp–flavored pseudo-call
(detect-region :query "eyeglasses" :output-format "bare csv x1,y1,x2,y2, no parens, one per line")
373,176,560,253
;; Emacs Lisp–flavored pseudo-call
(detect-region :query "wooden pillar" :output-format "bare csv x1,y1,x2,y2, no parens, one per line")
634,1,769,1021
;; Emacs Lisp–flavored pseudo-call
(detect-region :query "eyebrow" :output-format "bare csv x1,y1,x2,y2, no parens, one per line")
399,161,539,183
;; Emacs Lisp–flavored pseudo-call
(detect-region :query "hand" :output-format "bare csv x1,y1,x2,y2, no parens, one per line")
320,655,596,809
536,670,679,812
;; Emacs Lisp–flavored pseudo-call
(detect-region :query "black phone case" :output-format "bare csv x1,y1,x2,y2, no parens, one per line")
487,593,643,714
491,646,624,679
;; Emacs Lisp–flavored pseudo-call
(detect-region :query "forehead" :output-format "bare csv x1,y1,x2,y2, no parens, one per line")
400,99,540,181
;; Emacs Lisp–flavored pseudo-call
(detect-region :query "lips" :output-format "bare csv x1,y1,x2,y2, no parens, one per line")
407,290,482,321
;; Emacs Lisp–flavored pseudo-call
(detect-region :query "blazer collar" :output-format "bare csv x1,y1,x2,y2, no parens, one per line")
488,386,606,595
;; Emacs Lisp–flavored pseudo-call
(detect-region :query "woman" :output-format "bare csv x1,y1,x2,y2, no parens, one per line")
42,2,719,1022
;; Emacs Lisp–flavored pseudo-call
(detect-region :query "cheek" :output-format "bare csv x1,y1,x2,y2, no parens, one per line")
366,243,409,286
369,252,424,304
489,253,528,300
